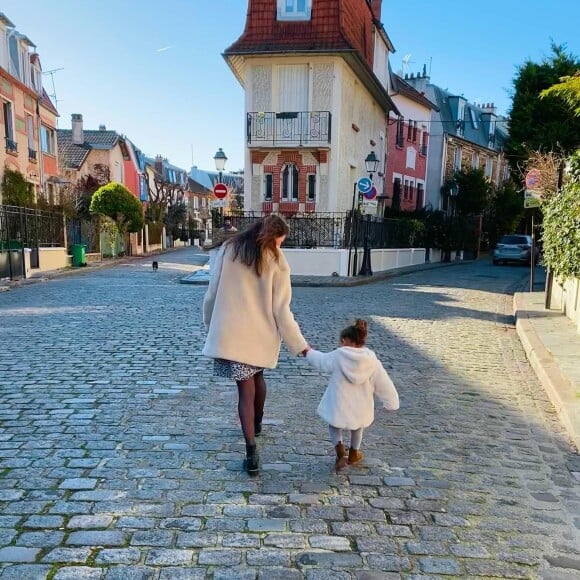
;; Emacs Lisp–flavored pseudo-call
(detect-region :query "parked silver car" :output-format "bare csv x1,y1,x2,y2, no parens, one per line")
493,234,538,265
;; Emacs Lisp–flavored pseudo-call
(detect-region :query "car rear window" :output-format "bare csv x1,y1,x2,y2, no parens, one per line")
500,235,529,245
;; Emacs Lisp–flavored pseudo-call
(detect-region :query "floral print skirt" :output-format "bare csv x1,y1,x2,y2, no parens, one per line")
213,358,263,381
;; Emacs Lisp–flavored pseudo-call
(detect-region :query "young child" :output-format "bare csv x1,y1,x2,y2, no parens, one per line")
304,319,399,470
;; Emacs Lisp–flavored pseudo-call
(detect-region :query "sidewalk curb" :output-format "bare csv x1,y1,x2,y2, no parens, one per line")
293,260,470,287
0,247,183,292
181,259,471,287
514,292,580,451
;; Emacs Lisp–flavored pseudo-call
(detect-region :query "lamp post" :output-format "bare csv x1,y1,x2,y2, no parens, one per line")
213,148,228,227
348,151,380,276
444,179,459,262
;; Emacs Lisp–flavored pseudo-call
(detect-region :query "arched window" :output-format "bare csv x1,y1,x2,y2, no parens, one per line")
281,163,299,201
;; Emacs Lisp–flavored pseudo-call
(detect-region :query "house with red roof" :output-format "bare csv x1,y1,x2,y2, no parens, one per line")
223,0,398,214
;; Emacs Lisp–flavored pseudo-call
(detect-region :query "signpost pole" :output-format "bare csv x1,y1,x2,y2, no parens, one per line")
529,212,535,292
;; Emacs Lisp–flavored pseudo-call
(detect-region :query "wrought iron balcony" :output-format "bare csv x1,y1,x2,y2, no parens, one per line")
29,148,37,162
247,111,331,146
5,138,17,154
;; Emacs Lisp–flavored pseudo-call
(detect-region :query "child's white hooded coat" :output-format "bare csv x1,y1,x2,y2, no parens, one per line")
306,347,399,429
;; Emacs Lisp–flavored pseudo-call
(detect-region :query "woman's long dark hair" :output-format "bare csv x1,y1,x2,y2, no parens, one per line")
227,215,290,276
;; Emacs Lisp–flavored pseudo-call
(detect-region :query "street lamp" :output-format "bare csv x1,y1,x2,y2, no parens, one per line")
213,148,228,182
364,151,380,179
213,148,228,227
348,150,380,276
444,179,460,262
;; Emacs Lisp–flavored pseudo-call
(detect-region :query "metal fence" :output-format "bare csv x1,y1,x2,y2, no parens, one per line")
0,205,65,279
216,212,424,250
0,205,65,249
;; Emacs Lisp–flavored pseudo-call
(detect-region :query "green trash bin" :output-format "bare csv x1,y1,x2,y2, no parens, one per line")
71,244,87,267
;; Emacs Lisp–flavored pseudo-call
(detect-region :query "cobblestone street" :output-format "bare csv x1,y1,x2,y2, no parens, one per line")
0,249,579,579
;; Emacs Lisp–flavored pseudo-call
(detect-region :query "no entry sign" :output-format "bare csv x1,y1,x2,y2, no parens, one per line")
213,183,228,199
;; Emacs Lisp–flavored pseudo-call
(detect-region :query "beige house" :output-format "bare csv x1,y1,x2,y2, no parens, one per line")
224,0,398,214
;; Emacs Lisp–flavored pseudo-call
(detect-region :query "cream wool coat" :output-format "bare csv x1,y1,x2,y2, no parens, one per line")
202,244,308,368
306,347,399,429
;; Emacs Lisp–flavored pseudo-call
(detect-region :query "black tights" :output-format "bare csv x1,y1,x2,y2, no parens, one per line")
236,371,267,446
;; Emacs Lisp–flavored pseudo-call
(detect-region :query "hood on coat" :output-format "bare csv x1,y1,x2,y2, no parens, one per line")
337,347,377,384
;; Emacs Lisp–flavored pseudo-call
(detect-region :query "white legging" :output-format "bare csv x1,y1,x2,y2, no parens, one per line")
329,425,364,450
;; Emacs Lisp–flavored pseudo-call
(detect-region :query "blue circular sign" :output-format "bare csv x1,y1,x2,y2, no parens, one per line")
357,177,372,194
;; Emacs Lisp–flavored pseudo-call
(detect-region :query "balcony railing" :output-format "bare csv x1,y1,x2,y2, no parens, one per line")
419,144,428,156
28,148,37,162
247,111,331,146
5,138,17,154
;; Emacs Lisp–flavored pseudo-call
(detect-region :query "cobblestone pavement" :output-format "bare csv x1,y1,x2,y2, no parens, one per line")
0,249,579,579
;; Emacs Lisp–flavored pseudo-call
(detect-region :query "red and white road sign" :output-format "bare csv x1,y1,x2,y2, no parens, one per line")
213,183,228,199
525,169,541,190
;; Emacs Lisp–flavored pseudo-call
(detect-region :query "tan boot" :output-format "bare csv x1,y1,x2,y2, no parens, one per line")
348,448,364,465
335,443,348,470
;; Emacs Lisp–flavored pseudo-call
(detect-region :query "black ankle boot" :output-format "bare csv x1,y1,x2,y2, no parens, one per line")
244,444,259,476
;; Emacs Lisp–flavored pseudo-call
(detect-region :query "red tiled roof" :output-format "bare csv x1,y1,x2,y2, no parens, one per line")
40,89,59,116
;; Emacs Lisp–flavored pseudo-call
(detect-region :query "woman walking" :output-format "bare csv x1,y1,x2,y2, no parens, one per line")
202,215,309,475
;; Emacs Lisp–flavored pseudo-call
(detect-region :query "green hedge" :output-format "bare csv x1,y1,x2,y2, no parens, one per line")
542,179,580,279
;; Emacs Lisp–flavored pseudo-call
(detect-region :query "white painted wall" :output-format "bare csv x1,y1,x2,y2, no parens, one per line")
548,276,580,332
242,56,388,213
283,247,426,276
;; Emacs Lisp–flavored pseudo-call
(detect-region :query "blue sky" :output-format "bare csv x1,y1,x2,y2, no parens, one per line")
4,0,579,172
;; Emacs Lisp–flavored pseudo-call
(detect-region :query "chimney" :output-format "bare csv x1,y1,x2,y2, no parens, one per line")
71,114,84,145
154,155,164,176
369,0,382,19
405,68,430,94
99,124,107,131
482,102,497,114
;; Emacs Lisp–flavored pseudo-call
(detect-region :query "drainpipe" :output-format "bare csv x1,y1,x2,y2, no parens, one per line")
35,98,45,202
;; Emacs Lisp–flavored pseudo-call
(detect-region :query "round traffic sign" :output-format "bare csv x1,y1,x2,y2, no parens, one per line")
363,186,377,200
357,177,372,194
213,182,228,199
525,169,541,190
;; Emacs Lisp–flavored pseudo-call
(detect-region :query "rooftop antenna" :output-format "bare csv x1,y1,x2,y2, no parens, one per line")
42,67,64,118
401,54,414,75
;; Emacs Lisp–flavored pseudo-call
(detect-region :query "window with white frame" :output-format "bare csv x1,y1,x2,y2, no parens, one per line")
264,173,273,201
41,125,56,155
307,173,316,201
2,100,15,150
193,197,199,210
454,145,462,171
277,0,312,21
281,163,299,201
469,108,478,128
0,28,7,70
472,152,479,169
416,181,425,208
485,157,493,179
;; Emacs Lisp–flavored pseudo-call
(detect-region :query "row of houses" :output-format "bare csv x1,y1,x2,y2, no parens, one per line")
224,0,510,215
0,11,242,255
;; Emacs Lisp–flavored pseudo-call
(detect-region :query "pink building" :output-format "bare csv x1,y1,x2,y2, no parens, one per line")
383,73,437,213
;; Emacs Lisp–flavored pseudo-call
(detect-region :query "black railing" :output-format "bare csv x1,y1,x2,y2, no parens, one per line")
5,138,17,153
213,212,424,250
419,144,428,156
247,111,331,145
0,205,65,249
28,148,37,161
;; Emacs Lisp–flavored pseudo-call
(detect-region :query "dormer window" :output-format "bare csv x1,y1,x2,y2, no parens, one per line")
277,0,312,21
469,108,478,128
